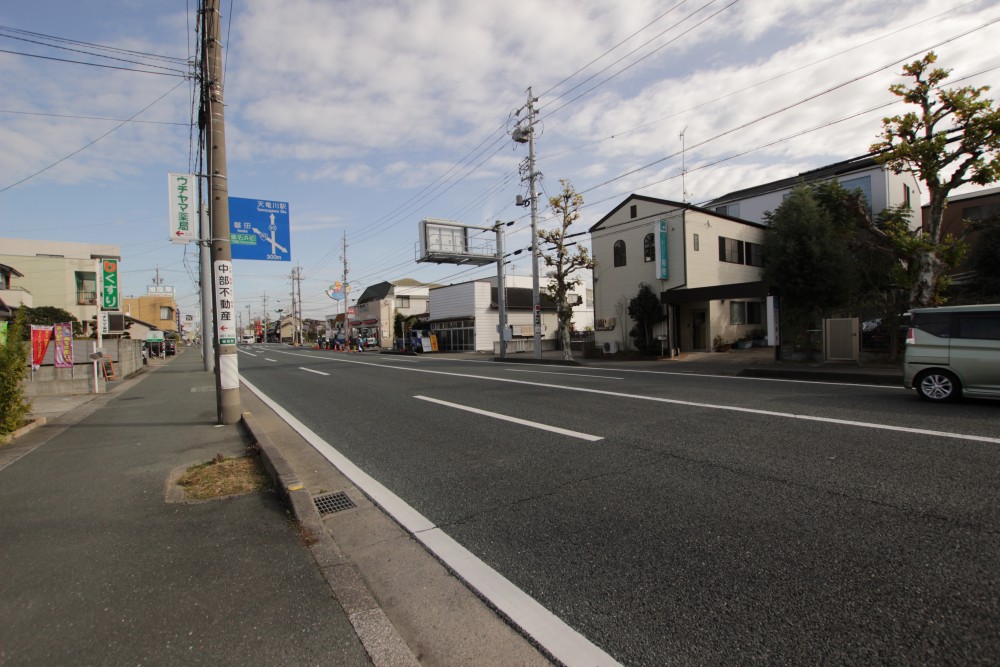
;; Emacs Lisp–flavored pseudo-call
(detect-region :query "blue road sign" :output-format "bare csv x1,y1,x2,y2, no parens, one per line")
228,197,291,261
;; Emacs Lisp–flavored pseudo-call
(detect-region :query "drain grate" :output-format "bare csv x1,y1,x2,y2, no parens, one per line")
313,491,356,515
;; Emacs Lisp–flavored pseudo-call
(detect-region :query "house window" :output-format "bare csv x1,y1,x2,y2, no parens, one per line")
730,301,763,325
160,306,173,320
714,203,739,218
963,204,999,221
903,184,912,208
396,295,410,308
75,271,97,305
745,242,764,267
693,233,700,251
630,204,638,219
718,237,744,264
613,240,627,267
840,175,872,212
643,233,655,262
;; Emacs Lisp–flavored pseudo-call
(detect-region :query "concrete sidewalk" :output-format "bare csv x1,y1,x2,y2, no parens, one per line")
0,351,373,666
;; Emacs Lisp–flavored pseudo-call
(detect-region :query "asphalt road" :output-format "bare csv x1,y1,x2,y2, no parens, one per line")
238,344,1000,666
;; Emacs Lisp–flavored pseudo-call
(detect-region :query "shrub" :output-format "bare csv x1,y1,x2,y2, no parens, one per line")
0,308,32,437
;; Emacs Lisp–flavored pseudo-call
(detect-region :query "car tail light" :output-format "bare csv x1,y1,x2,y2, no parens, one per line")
905,327,915,345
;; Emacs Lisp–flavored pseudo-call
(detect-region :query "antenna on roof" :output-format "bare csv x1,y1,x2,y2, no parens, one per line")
680,126,688,203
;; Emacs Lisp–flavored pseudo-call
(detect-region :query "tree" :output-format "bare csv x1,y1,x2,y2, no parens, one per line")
871,51,1000,307
539,180,594,361
627,283,666,355
763,185,857,348
22,306,82,337
0,307,31,437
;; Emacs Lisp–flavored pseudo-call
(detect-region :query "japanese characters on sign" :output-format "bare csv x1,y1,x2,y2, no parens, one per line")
101,259,119,311
213,260,237,346
168,173,197,244
656,219,669,280
228,197,291,261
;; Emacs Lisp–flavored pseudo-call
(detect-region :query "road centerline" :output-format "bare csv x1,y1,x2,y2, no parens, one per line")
300,367,330,376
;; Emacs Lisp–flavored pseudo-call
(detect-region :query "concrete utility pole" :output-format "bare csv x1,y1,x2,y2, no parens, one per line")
341,232,349,341
495,221,509,360
199,204,213,371
203,0,240,424
526,88,541,359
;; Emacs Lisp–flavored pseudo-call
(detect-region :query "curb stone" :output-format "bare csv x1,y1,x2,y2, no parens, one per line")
241,411,420,667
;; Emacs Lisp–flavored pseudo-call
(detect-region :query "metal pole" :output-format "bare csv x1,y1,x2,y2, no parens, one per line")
495,222,508,360
527,88,541,359
204,0,240,423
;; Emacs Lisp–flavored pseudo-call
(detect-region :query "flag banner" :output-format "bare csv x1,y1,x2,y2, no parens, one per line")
31,325,53,369
0,321,7,345
54,322,74,368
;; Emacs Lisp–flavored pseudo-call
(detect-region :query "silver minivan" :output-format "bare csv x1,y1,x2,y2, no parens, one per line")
903,304,1000,401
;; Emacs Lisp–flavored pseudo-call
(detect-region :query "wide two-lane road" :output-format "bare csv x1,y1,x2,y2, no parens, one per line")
238,345,999,665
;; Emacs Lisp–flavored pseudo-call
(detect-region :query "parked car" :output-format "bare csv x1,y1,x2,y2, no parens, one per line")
903,304,1000,401
164,340,176,356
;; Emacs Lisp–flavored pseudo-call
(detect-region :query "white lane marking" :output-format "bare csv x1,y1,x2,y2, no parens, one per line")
264,358,277,362
300,367,330,376
239,350,258,357
239,377,621,667
268,349,1000,445
414,395,603,442
508,369,623,380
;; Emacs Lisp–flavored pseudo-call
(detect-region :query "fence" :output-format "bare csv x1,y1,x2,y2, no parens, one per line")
23,338,144,396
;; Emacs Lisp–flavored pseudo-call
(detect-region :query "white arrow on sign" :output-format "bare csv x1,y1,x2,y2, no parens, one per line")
251,213,288,255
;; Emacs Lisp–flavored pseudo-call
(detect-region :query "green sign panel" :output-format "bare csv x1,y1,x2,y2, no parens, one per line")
101,259,119,310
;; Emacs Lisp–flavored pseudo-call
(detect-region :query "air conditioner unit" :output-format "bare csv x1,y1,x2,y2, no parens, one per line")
602,341,619,354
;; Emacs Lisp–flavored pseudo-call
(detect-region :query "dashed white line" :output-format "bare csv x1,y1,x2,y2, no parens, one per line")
508,369,623,380
414,395,603,442
264,358,277,362
300,367,330,376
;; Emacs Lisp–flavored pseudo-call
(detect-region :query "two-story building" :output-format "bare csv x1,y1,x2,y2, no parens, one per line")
350,279,432,348
704,153,922,228
121,286,180,336
0,238,121,336
590,195,769,354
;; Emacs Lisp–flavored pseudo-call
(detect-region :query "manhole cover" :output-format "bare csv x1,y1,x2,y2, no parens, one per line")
313,491,356,515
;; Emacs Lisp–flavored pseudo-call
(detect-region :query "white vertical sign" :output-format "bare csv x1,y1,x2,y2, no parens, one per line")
213,260,237,346
167,173,196,244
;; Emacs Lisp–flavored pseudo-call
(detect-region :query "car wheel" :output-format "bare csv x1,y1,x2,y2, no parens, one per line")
916,370,960,402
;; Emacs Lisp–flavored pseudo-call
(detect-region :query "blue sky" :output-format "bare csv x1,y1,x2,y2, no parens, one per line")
1,0,998,323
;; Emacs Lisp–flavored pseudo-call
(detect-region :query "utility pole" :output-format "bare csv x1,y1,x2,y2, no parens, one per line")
341,232,349,342
262,292,269,342
296,263,303,345
203,0,240,423
199,204,213,370
526,88,541,359
494,221,510,360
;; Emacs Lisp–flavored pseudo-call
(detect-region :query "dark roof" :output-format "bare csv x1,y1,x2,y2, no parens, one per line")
589,193,761,233
661,281,769,304
704,154,881,207
491,287,557,310
0,263,24,278
355,281,393,304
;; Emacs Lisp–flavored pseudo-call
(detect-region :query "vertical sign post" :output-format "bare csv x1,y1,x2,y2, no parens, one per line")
168,173,197,244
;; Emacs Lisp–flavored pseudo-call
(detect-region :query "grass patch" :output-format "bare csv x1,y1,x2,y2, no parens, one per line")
177,450,272,500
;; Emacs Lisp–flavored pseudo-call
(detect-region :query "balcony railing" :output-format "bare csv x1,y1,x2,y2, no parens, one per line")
77,290,97,305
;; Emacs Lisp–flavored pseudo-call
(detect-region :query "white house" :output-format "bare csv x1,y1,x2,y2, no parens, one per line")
349,279,431,348
427,275,565,353
704,153,922,227
590,195,769,354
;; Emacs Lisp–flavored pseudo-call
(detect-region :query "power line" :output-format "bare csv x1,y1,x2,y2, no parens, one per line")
0,80,188,194
0,48,188,76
